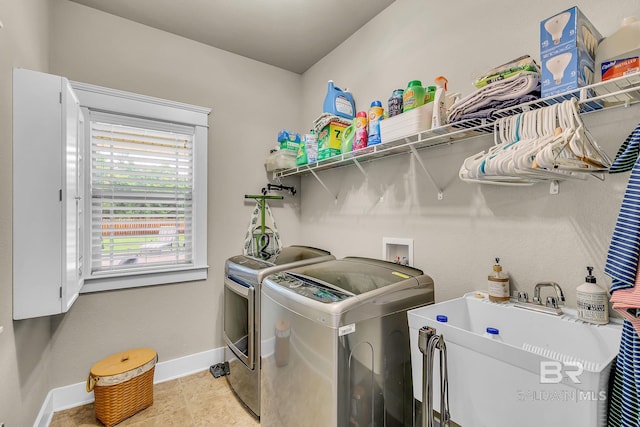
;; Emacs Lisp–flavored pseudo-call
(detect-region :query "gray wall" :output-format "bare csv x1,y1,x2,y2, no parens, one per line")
0,1,53,425
2,0,303,424
299,0,640,304
47,0,303,389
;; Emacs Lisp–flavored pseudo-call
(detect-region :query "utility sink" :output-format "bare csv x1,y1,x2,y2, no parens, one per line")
408,292,622,427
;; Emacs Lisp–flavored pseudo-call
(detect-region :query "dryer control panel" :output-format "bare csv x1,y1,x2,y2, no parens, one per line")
269,273,351,303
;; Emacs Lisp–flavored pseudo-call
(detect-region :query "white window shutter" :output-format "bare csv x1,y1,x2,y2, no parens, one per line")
13,68,84,319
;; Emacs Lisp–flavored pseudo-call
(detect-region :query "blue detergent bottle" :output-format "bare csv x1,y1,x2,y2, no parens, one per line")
323,80,355,120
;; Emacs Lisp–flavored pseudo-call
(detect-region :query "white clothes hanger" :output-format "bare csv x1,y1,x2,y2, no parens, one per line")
535,99,610,173
459,99,610,185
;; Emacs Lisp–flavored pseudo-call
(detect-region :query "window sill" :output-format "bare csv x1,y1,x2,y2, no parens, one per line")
80,265,209,293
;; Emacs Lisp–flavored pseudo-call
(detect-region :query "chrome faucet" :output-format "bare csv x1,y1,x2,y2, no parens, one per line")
533,281,565,306
514,281,565,316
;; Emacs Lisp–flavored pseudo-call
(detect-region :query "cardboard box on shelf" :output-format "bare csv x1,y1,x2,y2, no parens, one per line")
601,57,640,82
540,6,602,98
317,121,348,160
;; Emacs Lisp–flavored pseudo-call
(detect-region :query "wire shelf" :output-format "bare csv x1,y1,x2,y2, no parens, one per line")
275,72,640,179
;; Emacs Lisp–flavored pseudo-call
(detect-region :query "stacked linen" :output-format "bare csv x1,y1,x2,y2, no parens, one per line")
448,71,541,123
313,112,352,136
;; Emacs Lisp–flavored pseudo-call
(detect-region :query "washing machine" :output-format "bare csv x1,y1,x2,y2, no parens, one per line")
223,245,335,418
260,257,435,427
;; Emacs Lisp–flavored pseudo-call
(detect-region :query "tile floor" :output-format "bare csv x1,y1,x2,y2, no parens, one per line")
50,370,260,426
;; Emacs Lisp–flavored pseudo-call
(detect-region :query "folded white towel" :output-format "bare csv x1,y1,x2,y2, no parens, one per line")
313,113,352,135
448,72,540,123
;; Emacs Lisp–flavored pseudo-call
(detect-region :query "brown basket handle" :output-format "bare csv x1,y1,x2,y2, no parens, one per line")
86,374,96,392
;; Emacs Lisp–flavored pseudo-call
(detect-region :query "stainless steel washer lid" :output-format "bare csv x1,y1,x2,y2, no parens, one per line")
262,257,435,328
284,256,425,295
225,245,334,286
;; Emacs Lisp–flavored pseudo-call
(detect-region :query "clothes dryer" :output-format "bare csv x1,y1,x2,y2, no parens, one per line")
223,245,334,417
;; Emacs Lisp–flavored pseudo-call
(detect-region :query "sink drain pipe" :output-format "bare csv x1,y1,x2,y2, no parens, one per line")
418,326,450,427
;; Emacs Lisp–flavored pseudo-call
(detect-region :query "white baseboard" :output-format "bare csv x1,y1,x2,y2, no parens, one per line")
34,347,224,427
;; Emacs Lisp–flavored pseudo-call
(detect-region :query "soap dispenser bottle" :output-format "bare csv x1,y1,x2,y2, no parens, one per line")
576,266,609,325
488,257,510,303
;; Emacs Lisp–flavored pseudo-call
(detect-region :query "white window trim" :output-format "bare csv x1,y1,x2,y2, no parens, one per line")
71,81,211,293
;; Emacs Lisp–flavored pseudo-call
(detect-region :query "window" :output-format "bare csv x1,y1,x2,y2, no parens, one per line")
90,115,193,273
72,82,210,292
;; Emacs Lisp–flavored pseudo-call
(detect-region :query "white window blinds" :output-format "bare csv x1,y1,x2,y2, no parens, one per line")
90,115,195,275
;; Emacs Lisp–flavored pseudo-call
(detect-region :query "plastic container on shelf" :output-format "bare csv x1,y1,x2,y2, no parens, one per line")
295,138,308,166
402,80,426,112
305,131,317,163
367,101,384,145
595,16,640,82
296,130,317,166
266,149,297,172
323,80,355,120
340,123,355,153
424,85,437,104
388,89,404,117
431,76,448,129
353,111,368,150
379,102,433,144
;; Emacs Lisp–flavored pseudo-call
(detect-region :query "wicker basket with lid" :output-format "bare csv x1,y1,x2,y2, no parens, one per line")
86,348,157,426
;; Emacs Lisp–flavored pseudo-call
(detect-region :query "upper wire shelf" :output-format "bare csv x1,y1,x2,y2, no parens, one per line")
275,72,640,179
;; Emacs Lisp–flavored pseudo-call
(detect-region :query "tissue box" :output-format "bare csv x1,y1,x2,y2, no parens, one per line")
540,7,602,98
317,121,348,161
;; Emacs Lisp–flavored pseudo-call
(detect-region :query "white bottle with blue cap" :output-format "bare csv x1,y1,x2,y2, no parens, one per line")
483,327,503,341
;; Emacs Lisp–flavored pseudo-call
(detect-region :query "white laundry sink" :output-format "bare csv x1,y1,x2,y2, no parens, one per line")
407,292,622,427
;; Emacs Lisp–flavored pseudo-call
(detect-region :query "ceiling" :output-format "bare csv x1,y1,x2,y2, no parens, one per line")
69,0,396,74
